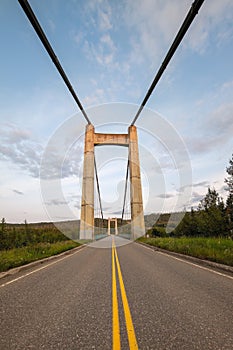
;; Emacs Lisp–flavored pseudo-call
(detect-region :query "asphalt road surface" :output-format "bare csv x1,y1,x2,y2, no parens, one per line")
0,236,232,349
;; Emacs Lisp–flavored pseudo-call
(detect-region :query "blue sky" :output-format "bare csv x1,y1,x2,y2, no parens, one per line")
0,0,233,223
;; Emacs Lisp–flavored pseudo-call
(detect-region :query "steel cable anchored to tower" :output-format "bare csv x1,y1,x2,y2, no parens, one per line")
131,0,205,126
19,0,206,240
18,0,91,125
94,156,104,221
121,159,130,221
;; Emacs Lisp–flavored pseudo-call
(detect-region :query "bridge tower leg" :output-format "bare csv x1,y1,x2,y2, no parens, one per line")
80,124,95,240
128,126,145,239
115,218,118,235
108,218,111,236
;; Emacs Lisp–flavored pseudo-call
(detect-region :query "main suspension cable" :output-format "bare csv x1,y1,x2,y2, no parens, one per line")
131,0,205,126
18,0,91,125
121,158,130,221
94,156,103,220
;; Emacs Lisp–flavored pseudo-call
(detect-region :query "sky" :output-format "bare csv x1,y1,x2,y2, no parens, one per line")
0,0,233,224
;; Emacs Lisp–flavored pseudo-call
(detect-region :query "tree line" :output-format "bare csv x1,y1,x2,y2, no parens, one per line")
0,220,68,251
1,155,233,248
173,154,233,238
148,154,233,238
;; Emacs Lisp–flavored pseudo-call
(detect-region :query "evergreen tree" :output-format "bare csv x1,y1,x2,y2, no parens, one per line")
189,207,198,236
225,154,233,194
199,187,220,212
197,188,227,237
225,154,233,236
1,217,6,233
0,218,6,250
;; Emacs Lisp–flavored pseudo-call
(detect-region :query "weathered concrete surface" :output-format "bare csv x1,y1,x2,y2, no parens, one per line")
94,133,129,147
80,125,145,240
80,124,95,240
107,218,118,235
129,126,145,239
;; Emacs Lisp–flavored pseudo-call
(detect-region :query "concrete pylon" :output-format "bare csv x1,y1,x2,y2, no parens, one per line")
108,218,111,236
80,124,95,240
108,218,118,235
79,124,145,240
128,126,145,239
115,218,118,236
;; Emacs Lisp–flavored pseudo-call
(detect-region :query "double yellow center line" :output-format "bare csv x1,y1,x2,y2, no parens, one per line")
112,239,138,350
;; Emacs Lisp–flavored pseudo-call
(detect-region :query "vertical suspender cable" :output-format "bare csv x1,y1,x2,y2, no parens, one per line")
121,159,130,221
94,156,104,220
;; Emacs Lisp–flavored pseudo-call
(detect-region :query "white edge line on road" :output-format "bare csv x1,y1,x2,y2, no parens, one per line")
0,247,85,288
139,243,233,281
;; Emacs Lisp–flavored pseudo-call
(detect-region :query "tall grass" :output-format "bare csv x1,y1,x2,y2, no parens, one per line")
138,237,233,266
0,241,80,272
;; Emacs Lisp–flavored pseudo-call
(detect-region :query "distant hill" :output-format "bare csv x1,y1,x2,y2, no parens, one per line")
7,213,181,228
6,212,184,236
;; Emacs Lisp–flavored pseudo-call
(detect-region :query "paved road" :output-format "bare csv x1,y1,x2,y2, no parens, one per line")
0,236,232,349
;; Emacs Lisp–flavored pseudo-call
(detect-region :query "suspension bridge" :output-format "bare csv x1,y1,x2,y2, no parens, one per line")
2,2,232,350
18,0,206,243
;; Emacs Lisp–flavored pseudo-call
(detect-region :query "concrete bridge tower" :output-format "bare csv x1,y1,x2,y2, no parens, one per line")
80,124,145,240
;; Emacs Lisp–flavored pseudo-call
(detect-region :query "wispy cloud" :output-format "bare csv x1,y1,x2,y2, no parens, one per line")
84,0,113,32
191,191,205,204
83,32,117,69
187,101,233,155
157,193,175,199
122,0,233,81
45,199,67,206
83,87,105,106
124,0,189,66
187,0,233,53
98,4,112,31
0,124,83,180
12,189,24,195
0,124,42,178
48,19,56,33
72,0,233,107
178,181,209,194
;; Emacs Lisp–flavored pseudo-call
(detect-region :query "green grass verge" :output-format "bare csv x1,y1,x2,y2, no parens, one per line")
0,240,80,273
138,237,233,266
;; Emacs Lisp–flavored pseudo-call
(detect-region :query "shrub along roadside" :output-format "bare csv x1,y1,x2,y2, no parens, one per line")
138,236,233,266
0,240,80,273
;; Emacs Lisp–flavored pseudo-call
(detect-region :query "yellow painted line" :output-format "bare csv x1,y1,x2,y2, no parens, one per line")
112,240,121,350
114,245,138,350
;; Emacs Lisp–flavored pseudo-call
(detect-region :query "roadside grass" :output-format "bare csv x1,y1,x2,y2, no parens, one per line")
138,236,233,266
0,240,80,272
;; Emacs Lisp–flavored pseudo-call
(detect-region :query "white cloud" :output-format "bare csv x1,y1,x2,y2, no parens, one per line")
186,0,233,53
84,0,112,32
73,31,84,45
12,189,24,195
124,0,233,69
124,0,190,67
157,193,175,199
48,19,56,33
178,181,209,194
45,199,67,206
0,123,83,180
83,88,105,106
83,32,117,68
187,101,233,155
0,124,42,178
221,80,233,92
99,5,112,31
208,103,233,135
